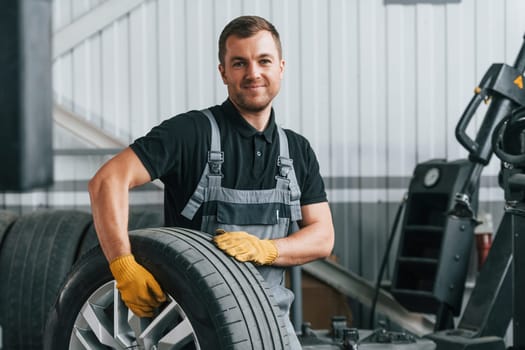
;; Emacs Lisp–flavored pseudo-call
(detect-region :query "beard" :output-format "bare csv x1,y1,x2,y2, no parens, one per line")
228,82,280,114
231,92,272,113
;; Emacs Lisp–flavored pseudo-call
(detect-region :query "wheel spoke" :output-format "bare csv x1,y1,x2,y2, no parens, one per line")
80,294,119,347
71,327,107,350
135,298,183,348
114,287,135,348
128,311,153,348
158,317,197,350
70,281,200,350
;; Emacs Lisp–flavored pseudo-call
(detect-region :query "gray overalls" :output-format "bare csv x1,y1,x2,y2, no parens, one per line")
181,109,302,348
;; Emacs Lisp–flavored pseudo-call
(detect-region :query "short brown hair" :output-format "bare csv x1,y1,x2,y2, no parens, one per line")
218,15,282,65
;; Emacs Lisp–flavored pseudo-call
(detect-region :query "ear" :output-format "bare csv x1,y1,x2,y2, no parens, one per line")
218,64,227,84
279,59,285,80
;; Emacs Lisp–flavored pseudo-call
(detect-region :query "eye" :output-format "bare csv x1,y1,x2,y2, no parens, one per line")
232,61,246,68
260,58,272,65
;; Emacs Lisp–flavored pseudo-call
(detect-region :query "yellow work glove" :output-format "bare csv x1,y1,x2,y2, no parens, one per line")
109,254,166,317
214,229,278,265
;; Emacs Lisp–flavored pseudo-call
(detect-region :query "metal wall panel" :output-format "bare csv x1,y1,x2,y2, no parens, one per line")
3,0,525,294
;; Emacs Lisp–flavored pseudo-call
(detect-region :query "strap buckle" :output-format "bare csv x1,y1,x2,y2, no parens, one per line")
277,156,293,177
208,151,224,175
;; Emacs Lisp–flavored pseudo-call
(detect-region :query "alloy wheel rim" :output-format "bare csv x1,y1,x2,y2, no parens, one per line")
69,281,200,350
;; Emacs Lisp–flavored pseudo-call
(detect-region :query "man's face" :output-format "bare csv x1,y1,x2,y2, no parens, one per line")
219,30,285,115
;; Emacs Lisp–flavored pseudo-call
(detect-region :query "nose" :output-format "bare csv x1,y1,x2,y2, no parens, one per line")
245,62,262,79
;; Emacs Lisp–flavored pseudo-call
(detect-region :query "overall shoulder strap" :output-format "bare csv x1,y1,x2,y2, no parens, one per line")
181,109,222,220
201,109,221,154
276,125,302,221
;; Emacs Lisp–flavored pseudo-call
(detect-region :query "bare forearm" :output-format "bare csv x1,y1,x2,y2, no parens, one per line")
273,224,333,266
272,202,335,266
89,178,131,262
88,148,152,262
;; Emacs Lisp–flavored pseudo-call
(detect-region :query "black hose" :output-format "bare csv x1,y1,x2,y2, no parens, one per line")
368,194,407,329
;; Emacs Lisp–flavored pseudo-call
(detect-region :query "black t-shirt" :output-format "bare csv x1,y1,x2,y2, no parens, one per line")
130,99,327,228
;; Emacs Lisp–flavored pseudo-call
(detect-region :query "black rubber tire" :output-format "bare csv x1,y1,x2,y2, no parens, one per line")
0,209,92,350
0,210,17,252
45,227,290,349
76,209,164,260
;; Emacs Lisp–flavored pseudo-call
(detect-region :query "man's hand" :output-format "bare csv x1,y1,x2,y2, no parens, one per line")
214,229,278,265
109,254,166,317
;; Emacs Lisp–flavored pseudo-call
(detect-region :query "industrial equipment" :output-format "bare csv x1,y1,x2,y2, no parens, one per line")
297,32,525,349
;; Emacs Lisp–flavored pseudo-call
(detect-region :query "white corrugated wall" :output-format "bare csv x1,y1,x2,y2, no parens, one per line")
3,0,525,286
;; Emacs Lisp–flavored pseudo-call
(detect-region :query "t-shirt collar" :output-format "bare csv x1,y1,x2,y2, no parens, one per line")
223,99,275,143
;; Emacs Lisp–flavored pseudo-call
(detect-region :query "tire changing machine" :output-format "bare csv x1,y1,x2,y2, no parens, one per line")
298,33,525,349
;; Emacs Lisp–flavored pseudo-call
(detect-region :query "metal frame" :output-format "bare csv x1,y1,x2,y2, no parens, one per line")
53,0,145,59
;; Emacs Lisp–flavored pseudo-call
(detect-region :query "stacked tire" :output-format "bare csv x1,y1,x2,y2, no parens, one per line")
0,209,162,350
0,210,290,350
0,210,93,350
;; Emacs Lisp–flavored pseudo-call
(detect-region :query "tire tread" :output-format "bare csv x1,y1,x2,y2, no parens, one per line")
0,210,92,350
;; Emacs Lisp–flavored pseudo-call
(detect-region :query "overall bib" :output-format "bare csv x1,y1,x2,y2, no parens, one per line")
181,109,303,348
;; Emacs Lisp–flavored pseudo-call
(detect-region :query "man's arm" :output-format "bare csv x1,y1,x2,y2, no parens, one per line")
273,202,334,266
214,201,335,266
88,147,151,262
89,147,166,317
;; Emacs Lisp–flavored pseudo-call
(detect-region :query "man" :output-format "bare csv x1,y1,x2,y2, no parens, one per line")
89,15,334,348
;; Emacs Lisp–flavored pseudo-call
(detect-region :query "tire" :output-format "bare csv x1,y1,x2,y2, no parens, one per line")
45,227,290,349
0,209,92,350
0,210,17,251
76,209,164,260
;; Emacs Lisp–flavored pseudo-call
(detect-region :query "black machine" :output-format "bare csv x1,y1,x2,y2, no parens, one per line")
298,33,525,350
391,33,525,349
423,32,525,350
395,32,525,349
492,105,525,350
391,158,478,327
392,31,525,348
